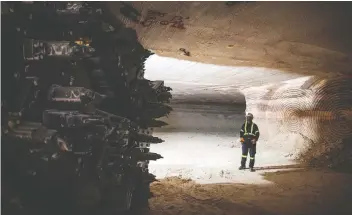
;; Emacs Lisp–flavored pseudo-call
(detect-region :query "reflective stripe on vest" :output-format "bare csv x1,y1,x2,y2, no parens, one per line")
244,121,255,136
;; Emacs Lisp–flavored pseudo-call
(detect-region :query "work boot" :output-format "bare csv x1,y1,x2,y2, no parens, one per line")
239,166,245,170
250,168,255,172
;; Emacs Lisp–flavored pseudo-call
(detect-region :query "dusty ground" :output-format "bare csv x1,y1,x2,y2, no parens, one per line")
145,169,352,215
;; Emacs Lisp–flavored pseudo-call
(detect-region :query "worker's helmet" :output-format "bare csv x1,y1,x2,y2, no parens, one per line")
246,113,254,120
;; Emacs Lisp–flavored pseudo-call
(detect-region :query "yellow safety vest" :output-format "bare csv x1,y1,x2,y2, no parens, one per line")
244,121,255,136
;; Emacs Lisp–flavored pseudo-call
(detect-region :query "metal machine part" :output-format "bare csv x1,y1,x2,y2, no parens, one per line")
1,2,172,215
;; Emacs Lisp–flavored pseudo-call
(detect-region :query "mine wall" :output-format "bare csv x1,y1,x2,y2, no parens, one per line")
243,76,352,170
1,2,172,215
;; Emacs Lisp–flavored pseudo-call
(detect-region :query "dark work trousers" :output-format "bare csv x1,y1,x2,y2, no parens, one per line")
241,139,257,168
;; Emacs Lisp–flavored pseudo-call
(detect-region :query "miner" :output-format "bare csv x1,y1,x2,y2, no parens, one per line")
239,113,260,172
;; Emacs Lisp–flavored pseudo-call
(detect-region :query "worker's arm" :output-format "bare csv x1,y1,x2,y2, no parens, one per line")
254,124,260,141
240,123,245,138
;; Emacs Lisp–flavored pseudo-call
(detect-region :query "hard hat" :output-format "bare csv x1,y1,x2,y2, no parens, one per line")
246,113,254,118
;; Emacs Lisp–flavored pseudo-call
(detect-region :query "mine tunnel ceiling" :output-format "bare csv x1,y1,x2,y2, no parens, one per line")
108,1,352,78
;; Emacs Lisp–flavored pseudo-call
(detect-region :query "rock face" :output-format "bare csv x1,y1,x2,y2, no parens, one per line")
240,76,352,169
1,2,172,215
108,1,352,77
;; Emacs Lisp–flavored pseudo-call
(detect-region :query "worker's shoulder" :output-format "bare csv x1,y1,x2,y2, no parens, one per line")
253,122,259,127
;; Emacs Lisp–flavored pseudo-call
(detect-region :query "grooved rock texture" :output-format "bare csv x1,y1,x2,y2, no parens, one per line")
242,76,352,168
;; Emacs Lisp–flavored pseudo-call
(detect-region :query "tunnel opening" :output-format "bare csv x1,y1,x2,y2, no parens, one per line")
144,54,341,184
143,54,352,214
145,54,352,183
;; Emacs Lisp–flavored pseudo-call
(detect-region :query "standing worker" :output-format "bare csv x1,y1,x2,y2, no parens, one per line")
239,113,260,172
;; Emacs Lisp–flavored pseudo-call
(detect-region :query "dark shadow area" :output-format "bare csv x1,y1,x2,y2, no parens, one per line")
1,2,168,215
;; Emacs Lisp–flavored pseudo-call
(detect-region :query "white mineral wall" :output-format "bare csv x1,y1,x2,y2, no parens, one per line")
242,76,352,166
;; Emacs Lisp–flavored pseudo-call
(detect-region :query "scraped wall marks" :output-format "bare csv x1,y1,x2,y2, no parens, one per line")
119,3,188,30
140,10,188,29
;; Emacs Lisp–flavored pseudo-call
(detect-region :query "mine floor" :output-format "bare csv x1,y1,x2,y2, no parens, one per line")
145,169,352,215
145,109,352,215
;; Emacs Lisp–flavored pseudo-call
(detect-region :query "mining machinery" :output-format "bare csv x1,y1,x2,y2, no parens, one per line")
1,2,172,215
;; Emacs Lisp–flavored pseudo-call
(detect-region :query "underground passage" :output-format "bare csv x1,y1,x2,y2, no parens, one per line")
1,1,352,215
